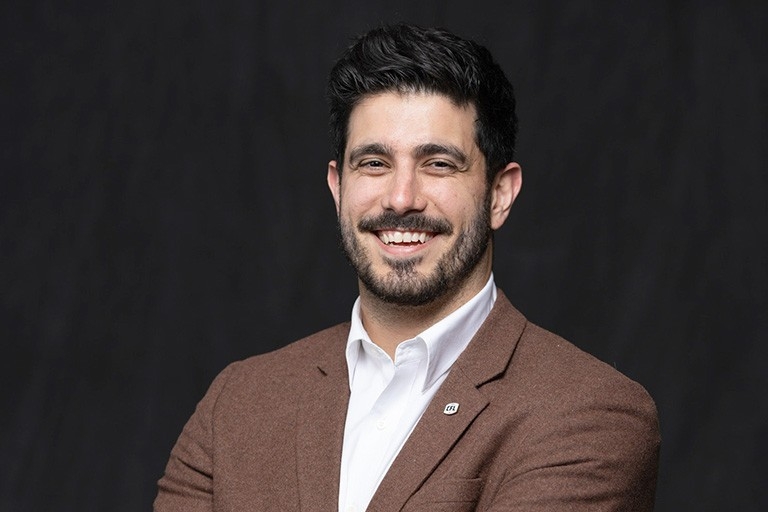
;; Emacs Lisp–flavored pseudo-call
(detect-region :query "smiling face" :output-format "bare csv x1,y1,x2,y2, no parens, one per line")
327,91,521,308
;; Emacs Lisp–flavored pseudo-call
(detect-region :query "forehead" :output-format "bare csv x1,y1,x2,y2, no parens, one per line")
346,91,478,156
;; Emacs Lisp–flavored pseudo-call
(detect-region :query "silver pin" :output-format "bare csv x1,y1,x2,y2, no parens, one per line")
443,402,459,415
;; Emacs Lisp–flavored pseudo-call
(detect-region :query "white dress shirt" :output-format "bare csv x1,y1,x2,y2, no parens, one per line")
338,275,497,512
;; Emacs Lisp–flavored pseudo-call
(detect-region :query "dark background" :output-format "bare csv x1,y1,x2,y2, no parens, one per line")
2,1,766,510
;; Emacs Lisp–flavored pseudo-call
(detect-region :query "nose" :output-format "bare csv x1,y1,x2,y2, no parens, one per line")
381,167,426,214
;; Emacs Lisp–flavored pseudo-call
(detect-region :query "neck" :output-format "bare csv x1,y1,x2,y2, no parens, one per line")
358,261,492,359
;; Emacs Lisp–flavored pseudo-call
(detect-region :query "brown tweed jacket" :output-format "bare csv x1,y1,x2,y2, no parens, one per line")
155,291,660,511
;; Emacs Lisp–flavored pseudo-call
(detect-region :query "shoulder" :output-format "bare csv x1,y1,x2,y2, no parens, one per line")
485,303,657,419
471,300,659,505
205,323,350,404
514,320,656,414
481,293,655,413
454,301,660,509
237,322,349,372
519,321,644,383
472,294,659,452
497,308,659,467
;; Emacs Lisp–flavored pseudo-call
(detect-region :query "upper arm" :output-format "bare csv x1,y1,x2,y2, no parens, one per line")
154,363,239,512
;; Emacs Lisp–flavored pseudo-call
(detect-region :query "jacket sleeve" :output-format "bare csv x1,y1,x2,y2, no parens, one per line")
153,363,238,512
486,380,660,511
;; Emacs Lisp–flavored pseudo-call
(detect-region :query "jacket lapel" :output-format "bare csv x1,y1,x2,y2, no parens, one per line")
295,327,351,512
366,292,527,512
366,367,489,512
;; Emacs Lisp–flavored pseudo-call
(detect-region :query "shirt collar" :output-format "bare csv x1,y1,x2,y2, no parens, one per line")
345,274,497,391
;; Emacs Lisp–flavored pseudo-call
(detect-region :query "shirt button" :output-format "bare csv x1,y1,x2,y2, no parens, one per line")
376,419,387,430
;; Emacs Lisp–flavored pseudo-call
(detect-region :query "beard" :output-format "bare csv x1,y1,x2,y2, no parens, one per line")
338,194,492,307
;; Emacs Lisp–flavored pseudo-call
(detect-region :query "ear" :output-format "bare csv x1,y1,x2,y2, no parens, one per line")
327,160,341,215
489,162,522,230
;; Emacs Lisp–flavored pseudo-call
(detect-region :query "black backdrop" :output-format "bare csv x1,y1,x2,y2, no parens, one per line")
2,1,766,510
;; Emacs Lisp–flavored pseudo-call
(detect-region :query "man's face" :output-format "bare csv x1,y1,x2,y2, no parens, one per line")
327,91,519,307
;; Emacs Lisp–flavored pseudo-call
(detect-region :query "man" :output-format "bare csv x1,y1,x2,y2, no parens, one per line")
155,24,660,511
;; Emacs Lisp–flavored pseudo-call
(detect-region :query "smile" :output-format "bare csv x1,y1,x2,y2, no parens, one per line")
377,230,433,245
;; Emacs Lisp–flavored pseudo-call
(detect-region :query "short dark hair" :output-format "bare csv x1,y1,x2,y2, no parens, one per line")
327,24,517,180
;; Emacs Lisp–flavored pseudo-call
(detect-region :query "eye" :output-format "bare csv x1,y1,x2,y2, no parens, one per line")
424,159,458,174
354,158,390,176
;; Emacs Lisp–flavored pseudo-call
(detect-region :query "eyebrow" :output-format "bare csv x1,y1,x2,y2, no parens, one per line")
412,143,468,167
347,142,469,167
347,143,393,165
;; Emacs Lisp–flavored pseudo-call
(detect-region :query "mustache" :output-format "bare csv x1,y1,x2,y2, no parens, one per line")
357,211,453,235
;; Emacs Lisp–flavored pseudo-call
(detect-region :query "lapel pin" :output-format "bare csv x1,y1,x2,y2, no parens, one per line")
443,402,459,415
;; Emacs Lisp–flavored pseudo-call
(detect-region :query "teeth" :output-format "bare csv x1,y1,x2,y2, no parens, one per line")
378,231,432,245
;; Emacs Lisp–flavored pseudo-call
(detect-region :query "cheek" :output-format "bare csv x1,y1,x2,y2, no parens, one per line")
431,186,484,221
339,187,377,220
341,179,385,210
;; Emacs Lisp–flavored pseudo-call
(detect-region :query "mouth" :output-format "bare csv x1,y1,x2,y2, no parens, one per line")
358,212,451,250
376,230,434,246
